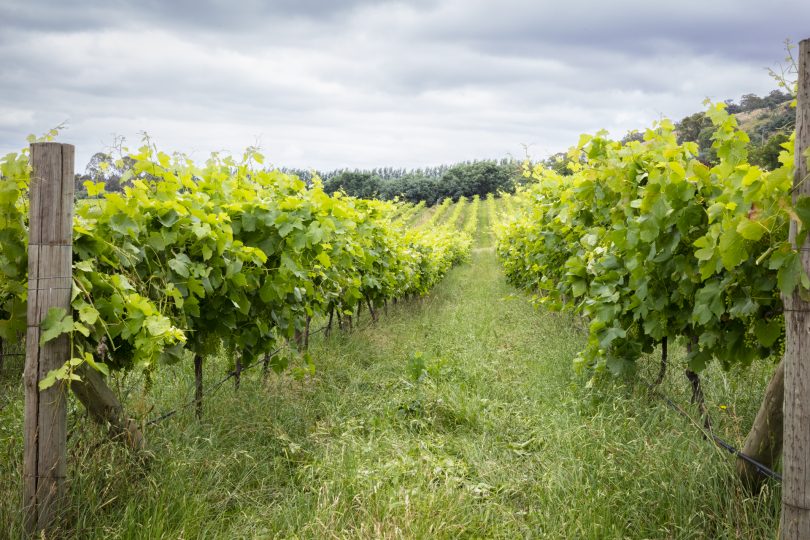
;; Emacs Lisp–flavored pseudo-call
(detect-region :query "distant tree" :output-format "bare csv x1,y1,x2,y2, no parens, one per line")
322,171,382,199
762,89,793,109
749,132,790,170
675,112,710,145
318,160,520,204
74,152,136,198
696,125,718,165
438,161,516,200
620,131,645,145
724,99,742,114
541,152,577,176
739,93,766,112
381,174,442,205
756,102,796,137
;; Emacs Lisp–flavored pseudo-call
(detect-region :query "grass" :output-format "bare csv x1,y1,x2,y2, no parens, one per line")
0,227,782,538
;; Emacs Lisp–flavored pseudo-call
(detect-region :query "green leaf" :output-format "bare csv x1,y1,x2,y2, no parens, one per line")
693,236,715,261
754,319,782,347
577,133,592,149
145,316,172,336
38,368,61,390
187,278,205,298
639,217,659,243
795,196,810,233
778,252,803,294
201,244,213,261
84,181,106,197
599,326,626,349
571,279,587,297
706,203,725,223
168,256,190,278
693,280,724,325
157,210,179,227
718,228,747,270
109,213,139,236
736,218,765,241
73,321,90,337
316,252,332,268
230,272,248,287
78,304,99,325
78,352,110,377
39,307,73,345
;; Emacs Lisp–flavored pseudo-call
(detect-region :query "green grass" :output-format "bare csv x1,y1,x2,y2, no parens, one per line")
0,238,781,537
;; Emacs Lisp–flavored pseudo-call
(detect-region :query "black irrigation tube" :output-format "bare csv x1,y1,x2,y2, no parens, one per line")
651,388,782,482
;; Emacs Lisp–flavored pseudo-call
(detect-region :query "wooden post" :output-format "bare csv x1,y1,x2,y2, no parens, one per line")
23,142,74,535
738,359,784,491
71,364,145,451
783,37,810,539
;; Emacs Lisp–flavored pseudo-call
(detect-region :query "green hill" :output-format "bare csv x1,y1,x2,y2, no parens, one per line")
674,89,794,169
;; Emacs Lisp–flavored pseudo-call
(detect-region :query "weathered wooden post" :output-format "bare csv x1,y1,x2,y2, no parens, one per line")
23,142,74,535
737,359,784,491
782,37,810,539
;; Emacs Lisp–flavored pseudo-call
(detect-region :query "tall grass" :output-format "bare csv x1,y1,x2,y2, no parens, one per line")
0,243,779,538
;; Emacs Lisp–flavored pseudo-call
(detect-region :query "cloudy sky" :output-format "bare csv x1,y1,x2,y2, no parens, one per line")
1,0,808,172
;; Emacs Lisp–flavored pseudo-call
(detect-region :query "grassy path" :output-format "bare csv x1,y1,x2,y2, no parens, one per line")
1,242,779,537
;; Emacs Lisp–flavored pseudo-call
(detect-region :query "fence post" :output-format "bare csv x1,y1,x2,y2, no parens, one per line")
23,142,74,535
782,37,810,539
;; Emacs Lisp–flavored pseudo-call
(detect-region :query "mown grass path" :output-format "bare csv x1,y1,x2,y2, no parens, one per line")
239,247,776,539
0,243,779,538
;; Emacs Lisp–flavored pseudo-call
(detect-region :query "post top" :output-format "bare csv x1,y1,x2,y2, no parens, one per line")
29,142,74,148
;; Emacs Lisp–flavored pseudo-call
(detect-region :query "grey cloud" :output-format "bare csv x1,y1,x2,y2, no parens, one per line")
0,0,806,171
411,0,810,63
0,0,436,34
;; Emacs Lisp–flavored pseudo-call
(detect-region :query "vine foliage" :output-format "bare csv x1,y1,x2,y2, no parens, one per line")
497,102,809,376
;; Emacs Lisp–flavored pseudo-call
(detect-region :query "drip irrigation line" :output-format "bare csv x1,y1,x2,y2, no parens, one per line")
650,384,782,482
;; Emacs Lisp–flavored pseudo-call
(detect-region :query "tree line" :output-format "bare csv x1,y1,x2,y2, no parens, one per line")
74,154,521,205
542,89,795,175
73,90,793,204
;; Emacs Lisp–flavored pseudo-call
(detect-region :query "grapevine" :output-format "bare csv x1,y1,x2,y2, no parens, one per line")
497,102,807,375
0,140,471,384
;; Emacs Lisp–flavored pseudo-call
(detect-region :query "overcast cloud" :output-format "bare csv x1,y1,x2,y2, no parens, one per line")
0,0,808,171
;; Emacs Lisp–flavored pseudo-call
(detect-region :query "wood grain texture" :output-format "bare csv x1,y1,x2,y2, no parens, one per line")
782,38,810,540
23,142,73,536
71,364,145,451
738,359,783,491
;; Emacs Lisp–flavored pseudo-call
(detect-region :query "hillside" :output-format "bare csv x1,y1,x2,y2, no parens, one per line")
675,89,794,169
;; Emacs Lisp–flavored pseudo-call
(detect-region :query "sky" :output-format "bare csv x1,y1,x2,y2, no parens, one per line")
1,0,808,172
